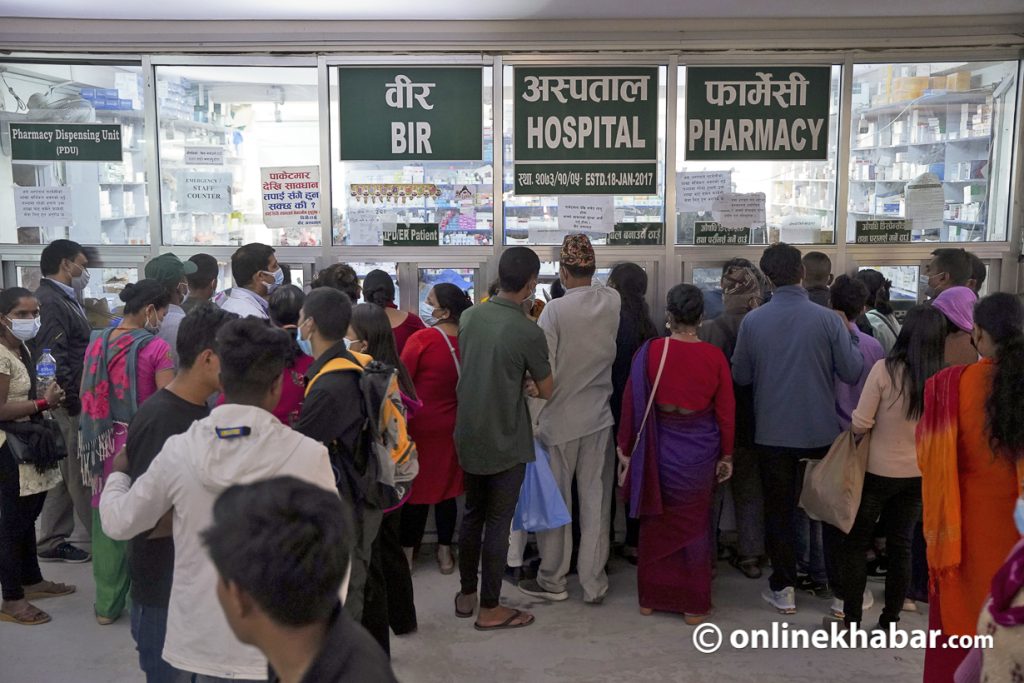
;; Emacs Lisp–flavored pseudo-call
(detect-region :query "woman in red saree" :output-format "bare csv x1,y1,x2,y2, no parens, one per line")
618,284,734,624
917,293,1024,682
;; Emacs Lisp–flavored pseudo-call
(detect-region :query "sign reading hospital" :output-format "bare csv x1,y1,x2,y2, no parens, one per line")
10,123,124,162
686,66,832,161
514,66,659,195
338,67,483,161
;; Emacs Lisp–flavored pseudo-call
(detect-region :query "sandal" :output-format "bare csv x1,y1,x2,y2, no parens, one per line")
685,612,712,625
474,608,534,631
730,555,763,580
454,592,476,618
0,602,51,626
437,545,456,575
22,581,76,600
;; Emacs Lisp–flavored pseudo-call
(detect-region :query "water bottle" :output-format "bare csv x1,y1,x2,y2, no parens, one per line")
37,349,57,401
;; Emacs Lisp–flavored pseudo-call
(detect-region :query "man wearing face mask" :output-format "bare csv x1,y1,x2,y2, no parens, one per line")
922,248,973,300
33,239,94,564
219,242,282,320
145,253,198,367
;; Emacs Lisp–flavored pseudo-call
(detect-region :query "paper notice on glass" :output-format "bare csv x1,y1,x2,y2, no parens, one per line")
712,192,766,229
677,171,732,213
14,186,72,227
528,228,571,244
347,208,385,245
177,171,232,213
906,183,945,232
184,146,225,166
261,166,321,229
557,195,615,233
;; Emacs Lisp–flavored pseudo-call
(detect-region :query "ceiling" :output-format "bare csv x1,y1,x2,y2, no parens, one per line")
2,0,1023,20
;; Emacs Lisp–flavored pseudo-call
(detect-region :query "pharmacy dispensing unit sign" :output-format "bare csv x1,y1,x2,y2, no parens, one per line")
9,123,124,162
338,67,483,161
686,66,832,161
513,67,659,195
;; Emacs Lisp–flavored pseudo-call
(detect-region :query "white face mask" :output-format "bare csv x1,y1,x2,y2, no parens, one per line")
70,262,90,291
144,309,161,334
420,300,440,327
6,317,40,342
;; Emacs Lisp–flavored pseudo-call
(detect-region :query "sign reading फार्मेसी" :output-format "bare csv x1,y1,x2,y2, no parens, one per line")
855,219,912,244
686,66,832,161
9,123,124,162
338,67,483,161
513,67,659,195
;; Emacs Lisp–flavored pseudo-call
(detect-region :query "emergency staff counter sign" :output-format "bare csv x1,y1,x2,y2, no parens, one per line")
513,66,659,195
686,66,832,161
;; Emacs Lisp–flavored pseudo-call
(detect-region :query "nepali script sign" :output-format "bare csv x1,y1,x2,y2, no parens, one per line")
514,67,659,195
261,166,321,229
686,66,831,161
338,67,483,161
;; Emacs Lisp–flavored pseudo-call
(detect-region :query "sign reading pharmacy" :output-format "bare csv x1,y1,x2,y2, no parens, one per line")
514,67,659,195
686,66,831,160
10,123,124,162
338,67,482,161
855,220,912,244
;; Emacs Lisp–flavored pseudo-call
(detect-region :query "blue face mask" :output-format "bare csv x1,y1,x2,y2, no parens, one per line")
420,300,438,327
1015,498,1024,537
265,268,285,295
296,321,313,356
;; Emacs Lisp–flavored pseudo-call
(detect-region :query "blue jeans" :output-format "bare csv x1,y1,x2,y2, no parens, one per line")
796,511,827,584
130,604,190,683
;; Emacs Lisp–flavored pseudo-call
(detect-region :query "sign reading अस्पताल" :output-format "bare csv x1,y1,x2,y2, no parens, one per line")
514,67,659,195
686,66,832,161
338,67,483,161
9,123,124,162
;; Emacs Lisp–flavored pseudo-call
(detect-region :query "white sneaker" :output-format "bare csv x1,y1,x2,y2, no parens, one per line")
830,589,874,619
762,586,796,614
903,598,918,613
863,588,875,611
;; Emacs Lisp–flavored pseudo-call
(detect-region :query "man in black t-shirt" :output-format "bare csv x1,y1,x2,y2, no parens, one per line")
124,303,235,683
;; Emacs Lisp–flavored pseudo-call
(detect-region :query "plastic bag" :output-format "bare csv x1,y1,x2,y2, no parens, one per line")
799,430,870,534
512,440,572,532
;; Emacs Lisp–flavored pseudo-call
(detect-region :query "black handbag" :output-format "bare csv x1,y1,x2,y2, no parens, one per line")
0,417,67,471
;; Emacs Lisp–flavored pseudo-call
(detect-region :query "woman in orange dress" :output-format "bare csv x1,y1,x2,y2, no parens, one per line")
917,293,1024,682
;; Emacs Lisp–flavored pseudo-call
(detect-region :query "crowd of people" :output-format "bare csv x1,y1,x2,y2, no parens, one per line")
0,236,1022,683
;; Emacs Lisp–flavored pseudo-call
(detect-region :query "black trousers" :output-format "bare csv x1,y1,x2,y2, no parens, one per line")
459,464,525,609
363,509,418,654
399,498,458,548
0,443,46,602
840,473,922,625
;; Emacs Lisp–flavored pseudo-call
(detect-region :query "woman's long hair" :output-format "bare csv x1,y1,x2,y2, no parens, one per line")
854,269,894,316
350,303,417,399
885,305,947,421
975,293,1024,462
608,263,658,347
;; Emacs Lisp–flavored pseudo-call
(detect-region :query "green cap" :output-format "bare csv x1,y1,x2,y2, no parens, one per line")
145,253,198,283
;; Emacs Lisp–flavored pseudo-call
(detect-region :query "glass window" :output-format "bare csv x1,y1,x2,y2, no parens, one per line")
503,65,667,246
848,61,1019,243
417,268,477,307
156,66,321,247
17,263,139,327
676,65,842,246
330,67,494,247
0,62,149,245
856,264,921,322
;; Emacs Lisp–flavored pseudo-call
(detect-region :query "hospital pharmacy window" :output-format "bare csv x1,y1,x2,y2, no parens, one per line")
156,65,322,247
847,60,1019,243
0,61,150,246
676,65,842,246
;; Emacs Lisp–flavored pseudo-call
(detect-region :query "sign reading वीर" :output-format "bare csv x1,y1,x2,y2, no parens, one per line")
557,195,615,233
338,67,483,161
14,186,73,228
261,166,321,229
177,171,232,213
10,123,123,162
712,192,767,229
184,146,225,166
677,170,733,212
514,67,659,195
855,219,912,244
694,221,752,246
686,66,832,161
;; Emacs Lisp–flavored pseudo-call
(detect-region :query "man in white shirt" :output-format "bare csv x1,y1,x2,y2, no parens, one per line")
219,243,283,320
518,234,621,605
100,318,337,681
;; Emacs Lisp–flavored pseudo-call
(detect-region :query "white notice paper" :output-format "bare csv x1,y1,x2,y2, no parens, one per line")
177,171,232,213
677,171,732,213
14,186,72,227
184,146,225,166
347,208,386,246
712,192,766,230
261,166,321,229
906,174,945,232
557,195,615,233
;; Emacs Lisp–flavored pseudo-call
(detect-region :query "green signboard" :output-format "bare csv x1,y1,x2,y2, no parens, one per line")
513,66,659,195
607,222,664,246
10,123,123,162
686,66,831,161
338,67,482,161
383,223,440,247
855,219,912,244
694,221,752,246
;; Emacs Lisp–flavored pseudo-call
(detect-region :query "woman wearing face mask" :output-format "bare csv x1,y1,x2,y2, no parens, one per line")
400,284,472,575
266,285,312,427
362,270,424,354
79,279,174,625
0,287,73,626
917,293,1024,682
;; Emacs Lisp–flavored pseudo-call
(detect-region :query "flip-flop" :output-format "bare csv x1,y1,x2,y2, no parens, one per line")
454,592,475,618
23,581,76,600
0,605,51,626
729,556,763,580
473,609,534,631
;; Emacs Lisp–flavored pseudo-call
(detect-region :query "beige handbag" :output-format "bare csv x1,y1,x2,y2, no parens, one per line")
799,430,870,534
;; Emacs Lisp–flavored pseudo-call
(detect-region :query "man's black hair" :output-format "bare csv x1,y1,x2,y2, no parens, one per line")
759,243,803,288
802,251,833,285
40,239,85,277
231,243,276,288
968,253,987,291
202,477,353,627
302,288,352,342
498,247,541,293
930,248,972,286
562,262,596,280
187,254,220,290
177,303,237,370
215,318,292,403
830,274,870,320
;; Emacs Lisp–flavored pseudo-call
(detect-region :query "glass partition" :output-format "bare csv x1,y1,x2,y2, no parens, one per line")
417,267,477,307
17,263,139,327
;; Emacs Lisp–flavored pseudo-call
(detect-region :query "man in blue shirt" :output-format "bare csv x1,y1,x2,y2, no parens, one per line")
732,243,863,615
